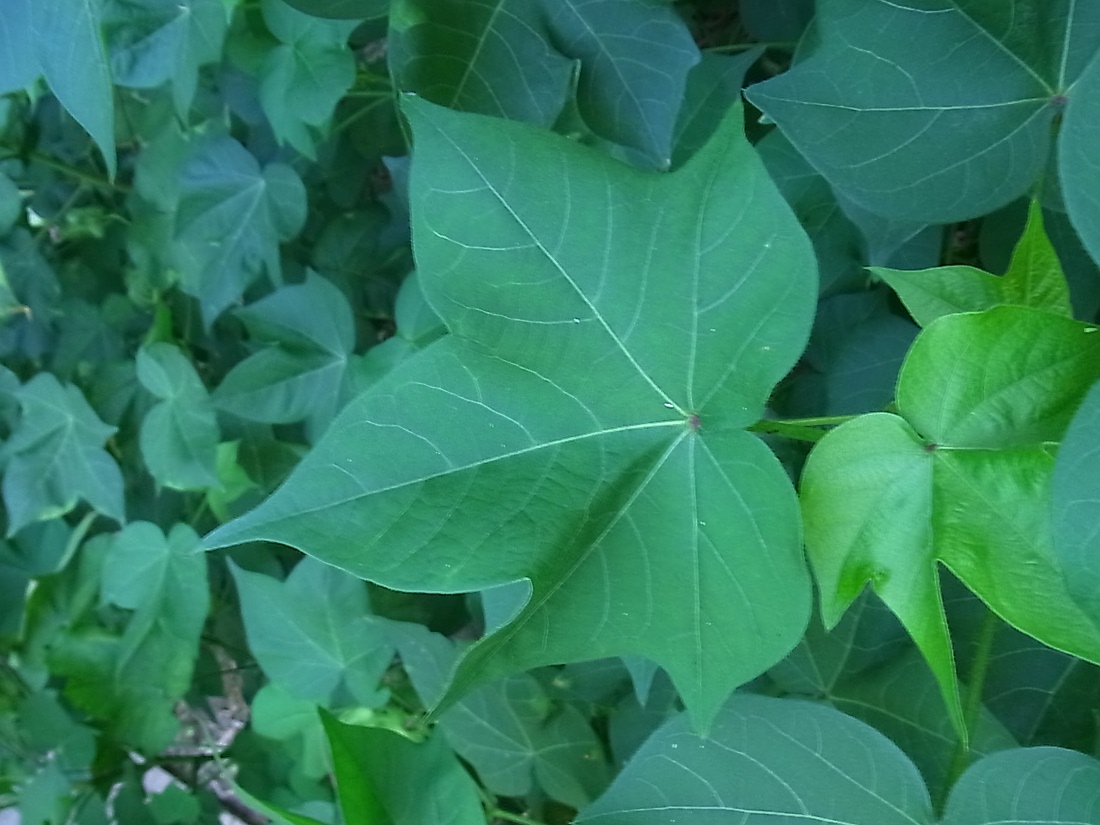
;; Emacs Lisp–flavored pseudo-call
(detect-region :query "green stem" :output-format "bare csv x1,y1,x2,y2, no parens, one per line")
942,609,999,807
488,810,548,825
747,414,859,443
705,41,797,53
0,143,128,193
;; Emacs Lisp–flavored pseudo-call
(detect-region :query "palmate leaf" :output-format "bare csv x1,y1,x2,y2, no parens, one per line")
389,0,699,167
745,0,1100,242
577,694,1100,825
205,98,818,729
802,306,1100,737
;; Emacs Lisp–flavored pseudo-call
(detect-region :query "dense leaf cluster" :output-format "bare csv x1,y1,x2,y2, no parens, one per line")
2,1,1100,823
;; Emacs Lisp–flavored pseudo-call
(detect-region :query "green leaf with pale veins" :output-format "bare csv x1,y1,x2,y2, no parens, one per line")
577,694,935,825
802,306,1100,738
213,274,355,427
1060,50,1100,268
746,0,1100,223
53,524,208,750
391,0,699,166
173,136,307,326
258,0,358,157
32,0,117,177
205,98,818,731
137,343,219,491
104,0,229,117
877,200,1073,326
1,374,124,534
230,557,395,708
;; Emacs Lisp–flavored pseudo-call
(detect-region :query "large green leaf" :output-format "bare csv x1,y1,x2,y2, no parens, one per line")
32,0,117,178
1060,50,1100,267
1,374,124,534
319,711,485,825
746,0,1100,226
940,747,1100,824
52,524,208,751
258,0,358,158
1052,378,1100,627
136,343,220,491
0,0,37,94
173,136,307,325
802,306,1100,737
390,0,699,166
103,0,229,117
577,694,935,824
205,98,818,729
212,274,355,427
230,557,395,708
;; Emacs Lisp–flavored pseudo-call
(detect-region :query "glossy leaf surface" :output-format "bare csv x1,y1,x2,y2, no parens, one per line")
206,98,818,729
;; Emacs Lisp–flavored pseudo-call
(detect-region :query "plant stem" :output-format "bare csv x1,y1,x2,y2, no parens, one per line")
748,414,859,442
942,608,999,808
705,41,797,53
0,142,128,193
488,810,548,825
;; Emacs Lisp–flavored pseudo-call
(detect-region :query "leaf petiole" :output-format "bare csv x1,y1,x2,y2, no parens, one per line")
748,414,859,442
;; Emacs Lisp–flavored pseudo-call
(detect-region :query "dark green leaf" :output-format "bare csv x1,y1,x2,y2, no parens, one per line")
283,0,388,19
204,98,818,730
230,557,395,707
1,374,124,534
173,136,307,325
137,343,220,490
672,51,764,169
1059,49,1100,268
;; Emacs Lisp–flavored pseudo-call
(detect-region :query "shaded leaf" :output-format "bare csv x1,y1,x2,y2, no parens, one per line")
283,0,388,18
1,374,124,534
204,98,818,730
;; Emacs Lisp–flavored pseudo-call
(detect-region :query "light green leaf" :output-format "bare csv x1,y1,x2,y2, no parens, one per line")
746,0,1100,222
577,694,935,824
1060,50,1100,268
1052,378,1100,627
32,0,117,178
878,201,1072,326
249,682,330,781
213,274,354,426
55,523,208,751
388,622,609,807
802,307,1100,737
258,0,358,157
204,98,818,730
104,0,229,117
230,557,395,707
391,0,699,166
1,374,124,534
173,136,307,325
941,747,1100,824
320,712,484,825
137,343,220,490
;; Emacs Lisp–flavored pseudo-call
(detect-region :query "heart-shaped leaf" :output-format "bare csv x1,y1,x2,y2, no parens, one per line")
205,97,818,729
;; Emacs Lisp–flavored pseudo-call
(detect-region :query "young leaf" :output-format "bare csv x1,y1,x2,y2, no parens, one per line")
576,694,935,824
1,374,125,534
746,0,1098,223
173,136,307,325
205,98,819,730
32,0,116,178
230,557,395,708
802,307,1100,737
877,201,1073,326
212,274,355,426
319,711,485,825
103,0,229,118
137,343,220,491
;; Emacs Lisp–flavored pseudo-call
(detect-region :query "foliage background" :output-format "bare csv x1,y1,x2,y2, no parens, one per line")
2,0,1100,823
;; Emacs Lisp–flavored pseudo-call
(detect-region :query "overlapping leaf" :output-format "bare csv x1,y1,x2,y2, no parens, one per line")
173,136,307,325
137,343,220,490
802,306,1100,735
747,0,1100,252
1,374,124,534
205,97,818,730
390,0,699,166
